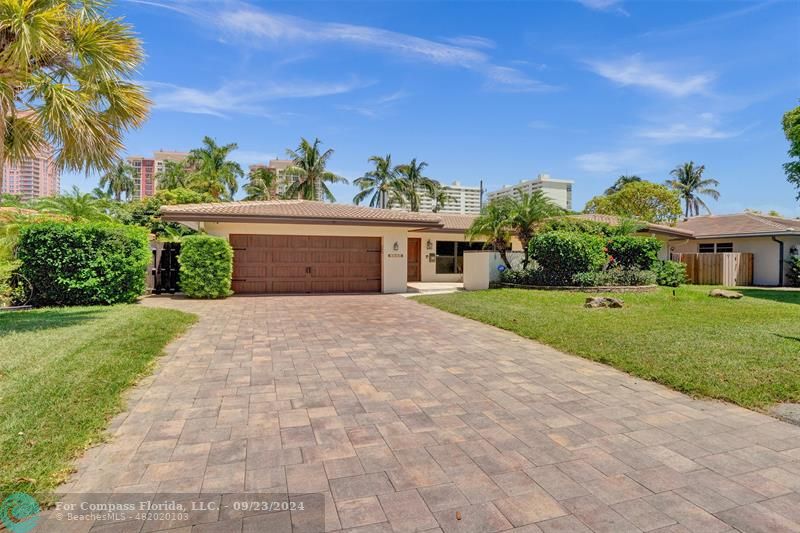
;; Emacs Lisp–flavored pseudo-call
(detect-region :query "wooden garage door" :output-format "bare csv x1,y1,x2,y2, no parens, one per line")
230,234,382,294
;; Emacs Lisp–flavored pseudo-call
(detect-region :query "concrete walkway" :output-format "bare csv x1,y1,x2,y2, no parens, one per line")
55,294,800,532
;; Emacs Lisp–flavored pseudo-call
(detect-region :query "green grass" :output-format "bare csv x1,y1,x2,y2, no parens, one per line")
0,305,196,499
416,286,800,410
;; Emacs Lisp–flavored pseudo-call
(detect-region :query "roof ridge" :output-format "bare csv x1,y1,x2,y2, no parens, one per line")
743,212,789,230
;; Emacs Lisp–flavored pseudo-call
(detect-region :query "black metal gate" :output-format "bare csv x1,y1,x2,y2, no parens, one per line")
152,242,181,294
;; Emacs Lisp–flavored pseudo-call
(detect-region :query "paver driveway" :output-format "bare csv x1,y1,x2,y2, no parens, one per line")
55,294,800,532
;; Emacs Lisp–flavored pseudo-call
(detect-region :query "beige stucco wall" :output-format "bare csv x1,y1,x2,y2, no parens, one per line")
200,221,410,293
669,236,797,286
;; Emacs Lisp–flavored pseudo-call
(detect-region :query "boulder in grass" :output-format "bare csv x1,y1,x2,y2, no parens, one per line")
585,297,624,308
708,289,743,299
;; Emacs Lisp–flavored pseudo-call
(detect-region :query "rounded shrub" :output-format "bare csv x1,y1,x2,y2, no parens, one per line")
17,222,150,306
571,268,657,287
179,235,233,298
530,231,607,285
606,236,662,270
653,260,688,287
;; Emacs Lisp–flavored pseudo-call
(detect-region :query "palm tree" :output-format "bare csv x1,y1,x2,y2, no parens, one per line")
99,160,137,201
466,199,514,269
508,189,563,268
395,159,437,212
36,186,111,222
186,137,243,200
429,183,451,213
353,154,404,208
666,162,720,217
284,138,348,201
156,161,192,190
605,175,642,195
0,1,149,193
243,167,278,200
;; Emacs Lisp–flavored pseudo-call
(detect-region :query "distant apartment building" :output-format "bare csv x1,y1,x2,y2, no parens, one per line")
1,144,60,200
250,159,297,197
125,150,189,199
417,180,483,214
487,174,574,210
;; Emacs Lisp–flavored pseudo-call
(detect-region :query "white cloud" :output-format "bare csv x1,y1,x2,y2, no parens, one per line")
440,35,496,49
575,148,660,174
586,54,714,96
637,112,744,142
337,91,410,118
576,0,629,16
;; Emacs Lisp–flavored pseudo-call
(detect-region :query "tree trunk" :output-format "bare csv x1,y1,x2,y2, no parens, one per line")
498,248,512,270
0,111,6,195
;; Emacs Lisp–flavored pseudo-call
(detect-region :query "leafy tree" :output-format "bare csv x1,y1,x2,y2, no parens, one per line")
782,105,800,200
35,186,111,222
585,181,682,224
605,175,643,195
508,189,563,268
395,159,437,212
0,0,149,193
284,138,348,201
429,183,451,213
353,154,404,208
156,161,192,190
116,187,214,236
243,167,277,201
466,199,514,269
0,194,23,207
666,162,720,217
186,137,242,200
99,160,137,201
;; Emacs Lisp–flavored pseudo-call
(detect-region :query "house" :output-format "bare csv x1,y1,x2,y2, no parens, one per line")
161,200,519,294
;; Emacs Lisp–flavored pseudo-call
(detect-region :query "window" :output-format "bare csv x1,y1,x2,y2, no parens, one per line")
435,241,485,274
716,243,733,253
698,244,715,253
699,243,733,253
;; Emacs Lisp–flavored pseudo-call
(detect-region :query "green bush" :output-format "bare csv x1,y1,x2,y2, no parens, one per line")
179,235,232,298
537,218,615,236
653,260,687,287
530,231,607,285
786,256,800,287
606,236,662,270
17,222,150,306
571,268,656,287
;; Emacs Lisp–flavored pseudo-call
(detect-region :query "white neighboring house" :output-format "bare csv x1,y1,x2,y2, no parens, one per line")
488,174,574,210
417,180,483,214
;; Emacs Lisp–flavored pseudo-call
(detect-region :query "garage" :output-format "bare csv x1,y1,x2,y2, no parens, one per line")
230,234,382,294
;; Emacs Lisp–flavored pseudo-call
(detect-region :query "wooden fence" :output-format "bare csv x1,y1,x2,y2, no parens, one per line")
671,252,754,286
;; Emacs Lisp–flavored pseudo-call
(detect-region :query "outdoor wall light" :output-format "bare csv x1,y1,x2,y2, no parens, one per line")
426,239,433,250
393,241,399,251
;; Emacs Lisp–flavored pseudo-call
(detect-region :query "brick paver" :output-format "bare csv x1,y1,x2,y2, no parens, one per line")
53,294,800,532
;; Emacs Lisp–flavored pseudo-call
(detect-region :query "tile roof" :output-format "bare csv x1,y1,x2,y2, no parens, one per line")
569,213,695,238
426,213,478,232
161,200,444,228
675,213,800,237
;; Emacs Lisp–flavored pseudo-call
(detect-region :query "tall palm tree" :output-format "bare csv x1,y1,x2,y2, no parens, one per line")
186,137,243,200
605,175,642,195
395,159,437,212
429,183,451,213
156,161,191,190
99,160,137,201
0,0,149,193
284,138,348,201
666,162,720,217
243,167,278,200
353,154,405,208
466,199,514,269
508,189,563,268
36,186,111,222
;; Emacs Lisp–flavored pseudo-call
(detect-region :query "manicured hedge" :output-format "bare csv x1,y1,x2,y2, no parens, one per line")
606,235,662,270
653,260,688,287
178,235,232,298
788,256,800,288
530,231,607,285
17,222,150,306
572,267,656,287
537,218,615,237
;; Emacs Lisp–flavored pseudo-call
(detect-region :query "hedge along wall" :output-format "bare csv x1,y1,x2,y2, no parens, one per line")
178,235,233,298
17,222,150,306
529,231,607,285
606,235,662,270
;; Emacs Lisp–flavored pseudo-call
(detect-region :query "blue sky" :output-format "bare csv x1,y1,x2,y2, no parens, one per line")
65,0,800,215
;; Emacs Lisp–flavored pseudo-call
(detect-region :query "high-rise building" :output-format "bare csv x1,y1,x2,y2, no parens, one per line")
417,180,483,214
250,159,298,197
1,143,60,200
487,174,574,210
125,150,189,200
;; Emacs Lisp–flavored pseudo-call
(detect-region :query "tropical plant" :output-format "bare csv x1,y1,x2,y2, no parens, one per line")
186,137,242,200
35,186,111,221
0,0,149,193
666,162,720,217
284,138,348,201
783,105,800,200
99,160,137,201
395,159,437,212
508,189,563,268
243,167,277,201
179,235,233,298
466,199,514,269
585,181,682,224
156,161,192,190
653,260,687,287
429,183,451,213
605,175,643,195
353,154,404,208
0,194,23,207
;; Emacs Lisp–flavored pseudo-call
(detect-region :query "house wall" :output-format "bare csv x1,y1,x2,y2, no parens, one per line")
669,236,797,286
200,221,410,293
411,231,523,282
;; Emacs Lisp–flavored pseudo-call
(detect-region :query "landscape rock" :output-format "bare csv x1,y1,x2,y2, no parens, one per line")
708,289,743,299
584,297,624,308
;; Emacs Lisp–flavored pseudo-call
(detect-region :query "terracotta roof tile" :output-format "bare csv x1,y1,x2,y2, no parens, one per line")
676,213,800,237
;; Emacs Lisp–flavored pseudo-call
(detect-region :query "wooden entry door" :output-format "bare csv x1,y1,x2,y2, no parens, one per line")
407,238,421,282
230,234,382,294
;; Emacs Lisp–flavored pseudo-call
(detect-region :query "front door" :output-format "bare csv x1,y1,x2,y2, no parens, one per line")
407,238,421,282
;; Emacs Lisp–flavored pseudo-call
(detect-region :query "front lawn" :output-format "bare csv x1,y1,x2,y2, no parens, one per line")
416,286,800,410
0,305,196,499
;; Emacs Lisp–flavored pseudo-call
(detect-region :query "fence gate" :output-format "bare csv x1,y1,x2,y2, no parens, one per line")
152,242,181,294
671,252,753,286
